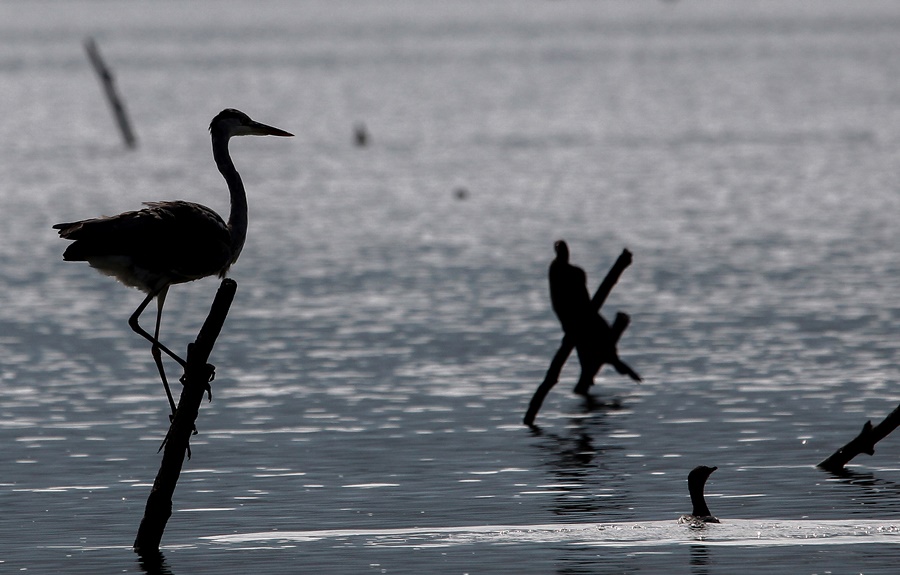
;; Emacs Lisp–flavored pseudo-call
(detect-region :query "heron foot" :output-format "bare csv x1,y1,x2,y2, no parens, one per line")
157,432,193,459
205,363,214,401
166,412,199,437
179,362,215,401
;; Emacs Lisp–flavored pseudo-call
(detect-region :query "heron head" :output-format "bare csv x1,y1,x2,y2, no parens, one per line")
210,108,294,139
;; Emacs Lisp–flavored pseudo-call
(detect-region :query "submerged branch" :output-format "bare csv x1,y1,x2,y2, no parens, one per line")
818,401,900,473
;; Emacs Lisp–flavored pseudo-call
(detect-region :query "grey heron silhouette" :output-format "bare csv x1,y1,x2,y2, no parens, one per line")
54,108,293,417
548,240,641,394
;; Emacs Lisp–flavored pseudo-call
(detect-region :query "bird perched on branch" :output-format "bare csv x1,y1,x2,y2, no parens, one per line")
54,108,293,418
548,240,641,394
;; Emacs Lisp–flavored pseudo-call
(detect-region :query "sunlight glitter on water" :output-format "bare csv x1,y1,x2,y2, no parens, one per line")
201,519,900,550
2,1,900,573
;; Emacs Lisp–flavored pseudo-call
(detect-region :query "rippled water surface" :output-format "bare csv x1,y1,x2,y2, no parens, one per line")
1,1,900,573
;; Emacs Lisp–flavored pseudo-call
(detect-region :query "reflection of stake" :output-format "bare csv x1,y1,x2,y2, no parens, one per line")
84,37,137,149
524,248,636,426
818,403,900,473
133,278,236,555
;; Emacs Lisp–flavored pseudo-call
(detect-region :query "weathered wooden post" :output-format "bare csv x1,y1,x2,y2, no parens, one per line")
524,249,635,426
84,37,137,149
133,279,237,553
818,401,900,473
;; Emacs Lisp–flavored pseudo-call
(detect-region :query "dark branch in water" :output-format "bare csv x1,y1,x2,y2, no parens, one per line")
524,248,635,426
818,402,900,472
133,279,237,554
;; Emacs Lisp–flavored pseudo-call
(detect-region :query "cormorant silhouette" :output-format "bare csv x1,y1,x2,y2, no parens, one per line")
548,240,641,394
678,465,720,525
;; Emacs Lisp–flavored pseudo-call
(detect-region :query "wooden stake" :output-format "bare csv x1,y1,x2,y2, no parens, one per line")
133,279,237,553
84,37,137,149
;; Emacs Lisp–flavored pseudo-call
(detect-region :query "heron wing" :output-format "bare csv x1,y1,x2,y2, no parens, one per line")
54,200,232,283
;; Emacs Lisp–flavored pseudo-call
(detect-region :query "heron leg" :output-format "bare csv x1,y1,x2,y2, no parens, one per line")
150,287,178,417
128,288,187,368
128,287,184,416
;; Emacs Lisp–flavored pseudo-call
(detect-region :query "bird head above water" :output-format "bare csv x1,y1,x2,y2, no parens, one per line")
209,108,294,139
680,465,719,525
553,239,569,262
688,465,717,490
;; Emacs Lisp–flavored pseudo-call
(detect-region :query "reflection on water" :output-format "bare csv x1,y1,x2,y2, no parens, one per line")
530,403,629,518
136,551,174,575
827,469,900,516
689,544,712,573
200,519,900,546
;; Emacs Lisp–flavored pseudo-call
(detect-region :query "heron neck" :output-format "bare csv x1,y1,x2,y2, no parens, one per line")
213,134,248,262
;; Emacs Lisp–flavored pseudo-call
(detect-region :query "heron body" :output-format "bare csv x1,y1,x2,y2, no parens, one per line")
54,108,293,416
548,240,641,394
55,200,233,292
678,465,720,525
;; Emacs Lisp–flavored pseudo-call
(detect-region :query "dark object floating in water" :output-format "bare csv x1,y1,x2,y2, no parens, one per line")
354,122,369,147
678,465,720,526
454,186,468,200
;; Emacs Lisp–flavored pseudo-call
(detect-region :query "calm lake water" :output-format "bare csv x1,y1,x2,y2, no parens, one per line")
1,1,899,573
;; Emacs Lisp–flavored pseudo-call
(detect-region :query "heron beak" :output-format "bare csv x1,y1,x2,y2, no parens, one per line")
249,120,294,138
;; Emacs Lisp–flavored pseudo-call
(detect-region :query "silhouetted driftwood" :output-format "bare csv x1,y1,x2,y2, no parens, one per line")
524,249,633,426
818,402,900,472
84,37,137,149
133,279,236,553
